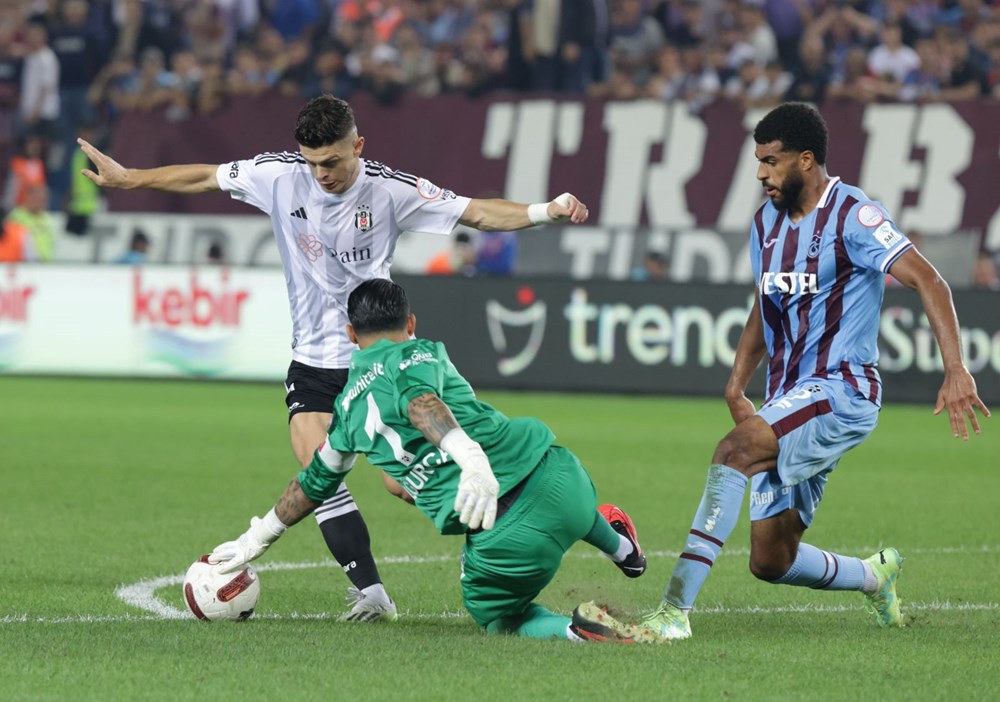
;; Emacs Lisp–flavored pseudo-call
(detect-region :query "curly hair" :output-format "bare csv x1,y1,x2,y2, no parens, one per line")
753,102,829,165
293,95,356,148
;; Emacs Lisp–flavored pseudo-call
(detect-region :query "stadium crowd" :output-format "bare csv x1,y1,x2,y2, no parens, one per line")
1,0,999,277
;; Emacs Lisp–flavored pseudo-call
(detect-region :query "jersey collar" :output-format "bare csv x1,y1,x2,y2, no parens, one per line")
816,176,841,209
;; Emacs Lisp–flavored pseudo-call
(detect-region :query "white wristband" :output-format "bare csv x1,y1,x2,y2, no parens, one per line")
527,192,573,226
439,428,479,457
259,508,288,542
527,202,553,225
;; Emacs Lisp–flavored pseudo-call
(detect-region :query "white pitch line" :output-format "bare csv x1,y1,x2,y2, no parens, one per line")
3,601,997,625
1,545,995,625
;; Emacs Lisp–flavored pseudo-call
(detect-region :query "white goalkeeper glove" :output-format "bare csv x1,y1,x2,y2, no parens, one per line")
208,508,287,574
441,428,499,531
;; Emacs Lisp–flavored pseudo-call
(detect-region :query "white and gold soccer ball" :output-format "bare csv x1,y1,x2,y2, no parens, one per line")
182,556,260,621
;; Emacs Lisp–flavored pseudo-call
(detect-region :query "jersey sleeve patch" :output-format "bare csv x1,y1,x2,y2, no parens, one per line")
871,220,904,249
857,203,885,228
416,178,442,200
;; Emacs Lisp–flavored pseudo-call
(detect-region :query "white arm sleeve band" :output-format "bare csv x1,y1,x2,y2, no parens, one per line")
317,442,359,474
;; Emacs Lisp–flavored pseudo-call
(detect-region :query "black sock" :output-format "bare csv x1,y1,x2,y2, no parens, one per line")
318,511,383,590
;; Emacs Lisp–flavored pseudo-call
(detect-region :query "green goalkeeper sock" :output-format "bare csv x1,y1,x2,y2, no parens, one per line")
582,509,623,557
485,604,571,639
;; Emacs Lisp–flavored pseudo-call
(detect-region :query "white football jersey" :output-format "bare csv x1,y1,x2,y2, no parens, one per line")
216,154,471,368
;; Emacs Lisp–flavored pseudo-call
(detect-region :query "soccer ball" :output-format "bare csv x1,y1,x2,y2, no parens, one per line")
182,556,260,621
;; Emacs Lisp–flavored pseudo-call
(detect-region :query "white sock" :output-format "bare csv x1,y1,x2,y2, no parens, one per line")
566,623,584,642
860,561,878,594
611,534,634,562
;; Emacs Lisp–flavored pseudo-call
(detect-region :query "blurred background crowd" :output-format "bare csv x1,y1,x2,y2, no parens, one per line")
0,0,999,286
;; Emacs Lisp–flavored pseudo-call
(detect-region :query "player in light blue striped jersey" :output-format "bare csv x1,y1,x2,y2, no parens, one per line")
640,102,991,641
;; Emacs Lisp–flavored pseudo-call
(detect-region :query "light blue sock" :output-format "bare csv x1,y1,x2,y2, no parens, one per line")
485,604,571,639
664,464,748,609
771,542,866,590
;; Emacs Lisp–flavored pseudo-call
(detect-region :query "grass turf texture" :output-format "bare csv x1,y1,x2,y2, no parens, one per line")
1,376,997,701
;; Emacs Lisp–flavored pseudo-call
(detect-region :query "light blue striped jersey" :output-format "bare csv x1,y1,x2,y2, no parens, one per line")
750,177,912,406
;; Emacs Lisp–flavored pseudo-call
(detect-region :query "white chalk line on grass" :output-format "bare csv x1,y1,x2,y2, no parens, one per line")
2,545,996,625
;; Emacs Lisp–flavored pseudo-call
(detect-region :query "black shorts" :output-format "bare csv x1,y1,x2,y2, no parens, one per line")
283,360,350,422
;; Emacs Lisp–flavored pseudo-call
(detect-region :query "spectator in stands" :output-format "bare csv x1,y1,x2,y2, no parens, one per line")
227,45,272,97
677,44,721,113
359,43,405,104
716,13,758,77
785,33,833,104
4,133,46,211
194,59,228,114
738,3,778,66
610,0,666,88
302,43,353,99
867,21,920,86
51,0,106,209
938,30,985,100
19,19,60,145
805,2,879,80
275,37,310,96
763,0,816,74
64,122,101,237
880,0,926,48
395,22,440,96
86,51,137,125
114,228,150,265
206,241,226,266
647,44,686,101
899,37,942,102
560,0,612,94
164,49,202,121
7,184,55,262
631,250,667,281
653,0,708,49
0,210,35,263
983,38,1000,99
476,227,518,277
827,46,885,103
972,251,1000,290
426,231,477,277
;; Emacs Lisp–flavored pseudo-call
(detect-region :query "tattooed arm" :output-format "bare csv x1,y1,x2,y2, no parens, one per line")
406,392,461,445
274,478,322,525
407,391,500,530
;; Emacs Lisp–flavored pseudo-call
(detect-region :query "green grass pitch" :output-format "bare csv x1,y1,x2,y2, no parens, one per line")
1,376,997,701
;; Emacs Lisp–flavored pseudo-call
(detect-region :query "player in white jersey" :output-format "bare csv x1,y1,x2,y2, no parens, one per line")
77,94,591,621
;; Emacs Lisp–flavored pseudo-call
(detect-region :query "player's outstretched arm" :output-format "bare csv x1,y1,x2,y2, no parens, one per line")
888,248,991,439
77,138,220,193
724,298,768,425
459,192,588,231
407,392,499,530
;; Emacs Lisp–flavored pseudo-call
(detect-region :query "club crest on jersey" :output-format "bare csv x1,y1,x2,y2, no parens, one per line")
355,204,373,232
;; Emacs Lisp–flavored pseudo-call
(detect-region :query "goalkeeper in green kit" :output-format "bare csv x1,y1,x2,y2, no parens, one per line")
209,279,652,643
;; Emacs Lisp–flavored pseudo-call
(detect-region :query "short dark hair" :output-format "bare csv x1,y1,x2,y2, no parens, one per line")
294,95,356,148
753,102,828,166
348,279,410,334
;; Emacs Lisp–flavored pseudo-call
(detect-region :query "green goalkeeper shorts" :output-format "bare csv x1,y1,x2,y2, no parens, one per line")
460,445,600,628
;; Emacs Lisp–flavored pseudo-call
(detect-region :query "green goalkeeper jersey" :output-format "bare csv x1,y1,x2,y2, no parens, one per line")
327,337,555,534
